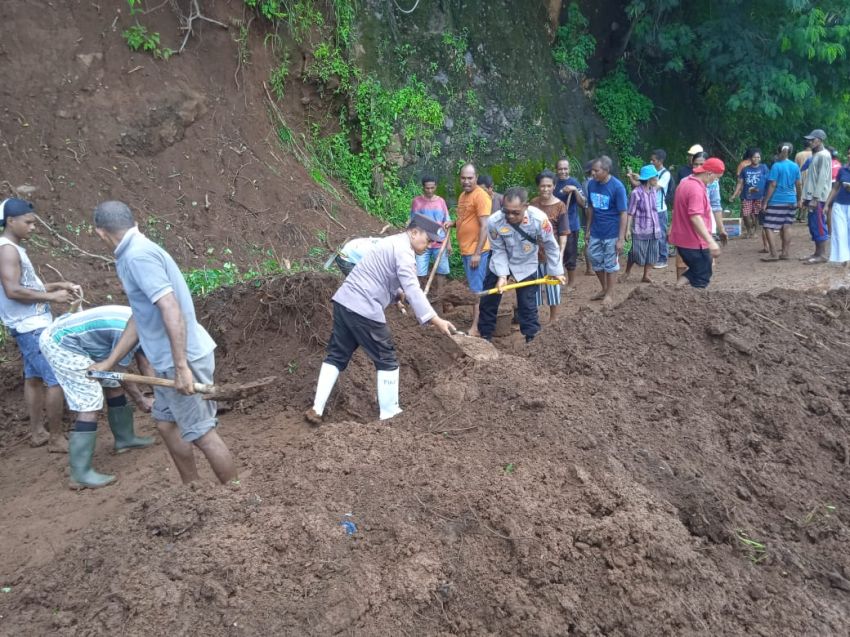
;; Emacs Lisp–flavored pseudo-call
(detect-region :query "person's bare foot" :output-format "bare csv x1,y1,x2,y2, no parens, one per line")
30,429,49,448
47,434,69,454
304,408,322,426
601,295,615,307
564,285,577,293
675,275,689,287
618,272,630,284
640,277,652,284
590,291,606,301
468,328,480,337
584,269,594,276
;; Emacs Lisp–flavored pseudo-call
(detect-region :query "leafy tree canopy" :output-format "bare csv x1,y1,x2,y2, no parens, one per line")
625,0,850,151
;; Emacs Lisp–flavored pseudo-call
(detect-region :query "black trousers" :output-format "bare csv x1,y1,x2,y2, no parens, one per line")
325,302,399,372
477,271,541,342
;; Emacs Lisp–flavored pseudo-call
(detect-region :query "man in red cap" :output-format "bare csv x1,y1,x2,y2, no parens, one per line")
669,157,726,288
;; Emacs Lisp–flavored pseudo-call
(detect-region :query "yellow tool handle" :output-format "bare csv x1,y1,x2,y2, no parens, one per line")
476,276,560,297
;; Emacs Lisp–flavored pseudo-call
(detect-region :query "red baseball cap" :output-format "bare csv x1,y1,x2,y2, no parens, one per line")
692,157,725,175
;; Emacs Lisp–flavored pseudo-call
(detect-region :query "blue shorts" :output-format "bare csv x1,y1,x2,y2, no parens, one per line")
808,202,829,242
415,245,450,276
588,236,620,273
462,252,491,293
12,327,59,386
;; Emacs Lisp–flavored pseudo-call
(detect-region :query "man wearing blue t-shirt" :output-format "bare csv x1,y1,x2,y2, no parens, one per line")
586,156,628,305
554,158,586,290
762,143,802,260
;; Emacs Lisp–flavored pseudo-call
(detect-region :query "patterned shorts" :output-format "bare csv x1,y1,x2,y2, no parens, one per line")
741,199,763,217
38,331,118,412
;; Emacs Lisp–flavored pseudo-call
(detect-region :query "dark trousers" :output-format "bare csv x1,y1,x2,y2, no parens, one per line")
678,247,713,288
563,232,579,271
478,271,540,342
325,302,399,372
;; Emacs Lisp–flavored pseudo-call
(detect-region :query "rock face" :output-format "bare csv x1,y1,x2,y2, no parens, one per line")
354,0,608,194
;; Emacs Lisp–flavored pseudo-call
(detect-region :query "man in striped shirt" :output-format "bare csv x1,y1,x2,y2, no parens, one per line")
40,305,154,489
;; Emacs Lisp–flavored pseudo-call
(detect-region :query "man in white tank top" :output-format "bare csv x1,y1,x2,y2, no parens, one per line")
0,198,80,451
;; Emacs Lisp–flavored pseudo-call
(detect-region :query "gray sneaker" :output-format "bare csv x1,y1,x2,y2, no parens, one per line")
653,262,668,269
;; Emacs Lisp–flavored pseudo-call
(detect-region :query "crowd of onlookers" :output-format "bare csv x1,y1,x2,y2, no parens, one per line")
398,127,850,322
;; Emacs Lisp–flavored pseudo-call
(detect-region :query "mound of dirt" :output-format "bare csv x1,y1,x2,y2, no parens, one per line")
3,283,850,634
199,272,464,421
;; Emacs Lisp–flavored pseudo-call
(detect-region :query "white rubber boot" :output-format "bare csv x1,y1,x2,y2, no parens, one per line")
377,368,402,420
312,363,340,416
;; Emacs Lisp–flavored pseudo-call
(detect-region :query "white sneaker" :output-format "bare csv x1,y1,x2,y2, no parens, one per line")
653,262,668,269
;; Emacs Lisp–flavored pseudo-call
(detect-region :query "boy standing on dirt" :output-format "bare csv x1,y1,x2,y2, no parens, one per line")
91,201,237,485
410,175,452,293
39,305,154,489
305,215,456,425
0,198,80,452
478,187,565,343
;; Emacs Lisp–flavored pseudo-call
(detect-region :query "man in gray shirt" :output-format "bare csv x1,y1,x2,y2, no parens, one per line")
478,187,565,343
801,129,833,264
91,201,237,485
306,214,455,425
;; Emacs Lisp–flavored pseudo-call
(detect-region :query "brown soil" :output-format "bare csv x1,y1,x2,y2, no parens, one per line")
3,2,850,634
0,0,384,309
4,266,850,634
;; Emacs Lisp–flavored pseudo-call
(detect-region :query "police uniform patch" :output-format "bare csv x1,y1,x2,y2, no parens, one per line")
498,226,511,234
522,243,533,253
542,219,552,234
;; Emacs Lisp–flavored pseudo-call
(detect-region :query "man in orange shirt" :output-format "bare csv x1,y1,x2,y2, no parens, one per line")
455,163,491,336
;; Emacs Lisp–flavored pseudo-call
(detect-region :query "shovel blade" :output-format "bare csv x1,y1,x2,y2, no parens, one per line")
449,334,500,361
204,376,278,401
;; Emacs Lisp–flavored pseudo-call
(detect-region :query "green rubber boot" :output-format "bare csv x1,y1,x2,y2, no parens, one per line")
108,404,154,453
69,431,116,490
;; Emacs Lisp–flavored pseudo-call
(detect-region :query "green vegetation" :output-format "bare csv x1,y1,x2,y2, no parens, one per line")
122,24,173,59
441,29,469,73
594,63,654,162
182,256,326,297
624,0,850,151
735,529,768,564
268,53,290,100
552,3,596,75
313,75,444,226
122,1,173,59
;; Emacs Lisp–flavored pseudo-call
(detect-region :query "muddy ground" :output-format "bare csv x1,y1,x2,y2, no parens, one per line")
2,233,850,635
2,0,850,633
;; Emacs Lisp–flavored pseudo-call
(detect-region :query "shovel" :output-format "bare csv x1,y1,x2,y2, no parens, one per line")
86,370,277,401
476,276,561,297
446,327,500,362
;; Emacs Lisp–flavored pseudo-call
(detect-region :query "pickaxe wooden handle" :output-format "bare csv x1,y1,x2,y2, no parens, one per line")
86,370,215,394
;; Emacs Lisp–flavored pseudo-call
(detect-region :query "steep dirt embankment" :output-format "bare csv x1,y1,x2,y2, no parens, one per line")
3,283,849,635
0,0,381,301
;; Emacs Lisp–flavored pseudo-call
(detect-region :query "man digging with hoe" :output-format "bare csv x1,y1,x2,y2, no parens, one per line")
306,214,456,424
92,201,238,485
